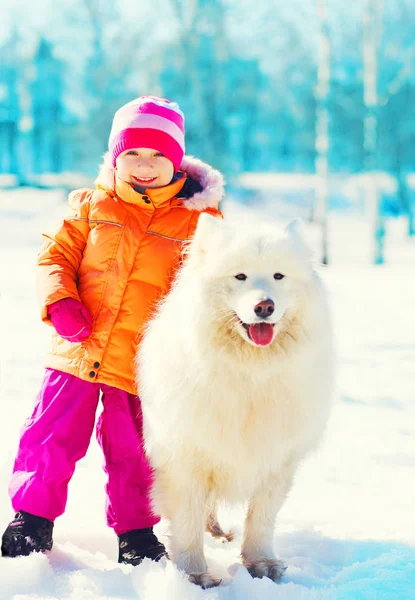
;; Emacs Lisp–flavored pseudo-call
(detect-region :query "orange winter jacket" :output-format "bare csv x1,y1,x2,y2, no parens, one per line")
37,155,224,394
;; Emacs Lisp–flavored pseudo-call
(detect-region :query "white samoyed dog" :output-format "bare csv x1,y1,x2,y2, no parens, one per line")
137,214,334,588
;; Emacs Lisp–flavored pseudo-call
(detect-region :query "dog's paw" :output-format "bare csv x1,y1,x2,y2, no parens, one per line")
219,530,234,543
243,557,287,582
188,572,222,589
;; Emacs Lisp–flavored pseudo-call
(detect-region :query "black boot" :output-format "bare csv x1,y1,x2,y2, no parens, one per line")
118,527,167,566
1,511,54,557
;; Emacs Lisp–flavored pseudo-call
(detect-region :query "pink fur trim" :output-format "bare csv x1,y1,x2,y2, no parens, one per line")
95,152,225,211
177,155,225,210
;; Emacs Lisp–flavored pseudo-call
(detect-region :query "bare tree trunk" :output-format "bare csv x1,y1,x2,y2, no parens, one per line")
314,0,330,265
363,0,384,264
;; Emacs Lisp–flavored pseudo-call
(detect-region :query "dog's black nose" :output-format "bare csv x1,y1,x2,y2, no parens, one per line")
254,299,275,317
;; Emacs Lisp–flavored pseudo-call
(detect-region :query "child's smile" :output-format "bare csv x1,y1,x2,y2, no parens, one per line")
132,175,158,185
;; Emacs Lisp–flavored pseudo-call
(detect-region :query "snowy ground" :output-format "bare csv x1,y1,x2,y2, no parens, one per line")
0,188,414,599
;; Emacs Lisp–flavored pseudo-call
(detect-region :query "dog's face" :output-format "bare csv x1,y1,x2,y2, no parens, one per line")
225,263,297,347
188,215,315,348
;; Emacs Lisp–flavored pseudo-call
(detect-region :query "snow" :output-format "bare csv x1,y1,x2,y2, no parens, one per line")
0,187,415,599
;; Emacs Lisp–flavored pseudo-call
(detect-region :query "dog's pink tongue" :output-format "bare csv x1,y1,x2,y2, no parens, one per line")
249,323,274,346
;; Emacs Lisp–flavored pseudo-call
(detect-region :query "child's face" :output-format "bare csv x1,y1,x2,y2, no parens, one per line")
116,148,174,188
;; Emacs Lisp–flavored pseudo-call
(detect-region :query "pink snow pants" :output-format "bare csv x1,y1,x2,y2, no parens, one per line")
8,368,159,535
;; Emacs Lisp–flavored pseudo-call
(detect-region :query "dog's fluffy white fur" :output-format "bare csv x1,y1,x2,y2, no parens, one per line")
137,214,334,588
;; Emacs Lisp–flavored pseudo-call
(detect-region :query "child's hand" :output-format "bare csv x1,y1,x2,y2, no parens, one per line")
48,298,93,342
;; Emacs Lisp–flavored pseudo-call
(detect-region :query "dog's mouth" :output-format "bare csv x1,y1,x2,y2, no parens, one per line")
238,319,276,346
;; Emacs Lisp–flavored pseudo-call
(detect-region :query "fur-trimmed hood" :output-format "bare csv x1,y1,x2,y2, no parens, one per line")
95,152,225,211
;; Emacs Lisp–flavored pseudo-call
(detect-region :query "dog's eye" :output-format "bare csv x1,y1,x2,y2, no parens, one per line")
235,273,247,281
274,273,285,280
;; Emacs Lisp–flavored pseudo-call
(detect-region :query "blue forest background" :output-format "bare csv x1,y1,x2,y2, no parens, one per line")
1,0,415,260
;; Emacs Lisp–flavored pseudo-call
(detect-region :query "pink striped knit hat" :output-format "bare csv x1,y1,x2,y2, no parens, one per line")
109,96,185,171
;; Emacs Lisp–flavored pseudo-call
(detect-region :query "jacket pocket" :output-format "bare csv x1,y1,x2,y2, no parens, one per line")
145,230,186,243
68,217,123,228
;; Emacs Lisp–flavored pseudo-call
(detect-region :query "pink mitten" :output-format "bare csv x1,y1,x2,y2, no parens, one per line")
48,298,93,342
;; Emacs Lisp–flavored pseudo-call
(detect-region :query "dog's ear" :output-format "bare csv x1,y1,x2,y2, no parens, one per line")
191,213,223,254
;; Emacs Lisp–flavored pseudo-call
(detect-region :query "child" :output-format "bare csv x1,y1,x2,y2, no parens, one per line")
1,96,224,564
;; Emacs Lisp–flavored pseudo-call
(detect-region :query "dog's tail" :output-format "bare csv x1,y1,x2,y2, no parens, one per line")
205,501,234,543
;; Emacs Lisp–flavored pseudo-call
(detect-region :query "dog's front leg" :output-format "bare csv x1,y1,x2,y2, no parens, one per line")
241,463,295,582
169,485,221,589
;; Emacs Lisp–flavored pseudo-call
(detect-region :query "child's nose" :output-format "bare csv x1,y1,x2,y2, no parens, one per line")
137,157,153,167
